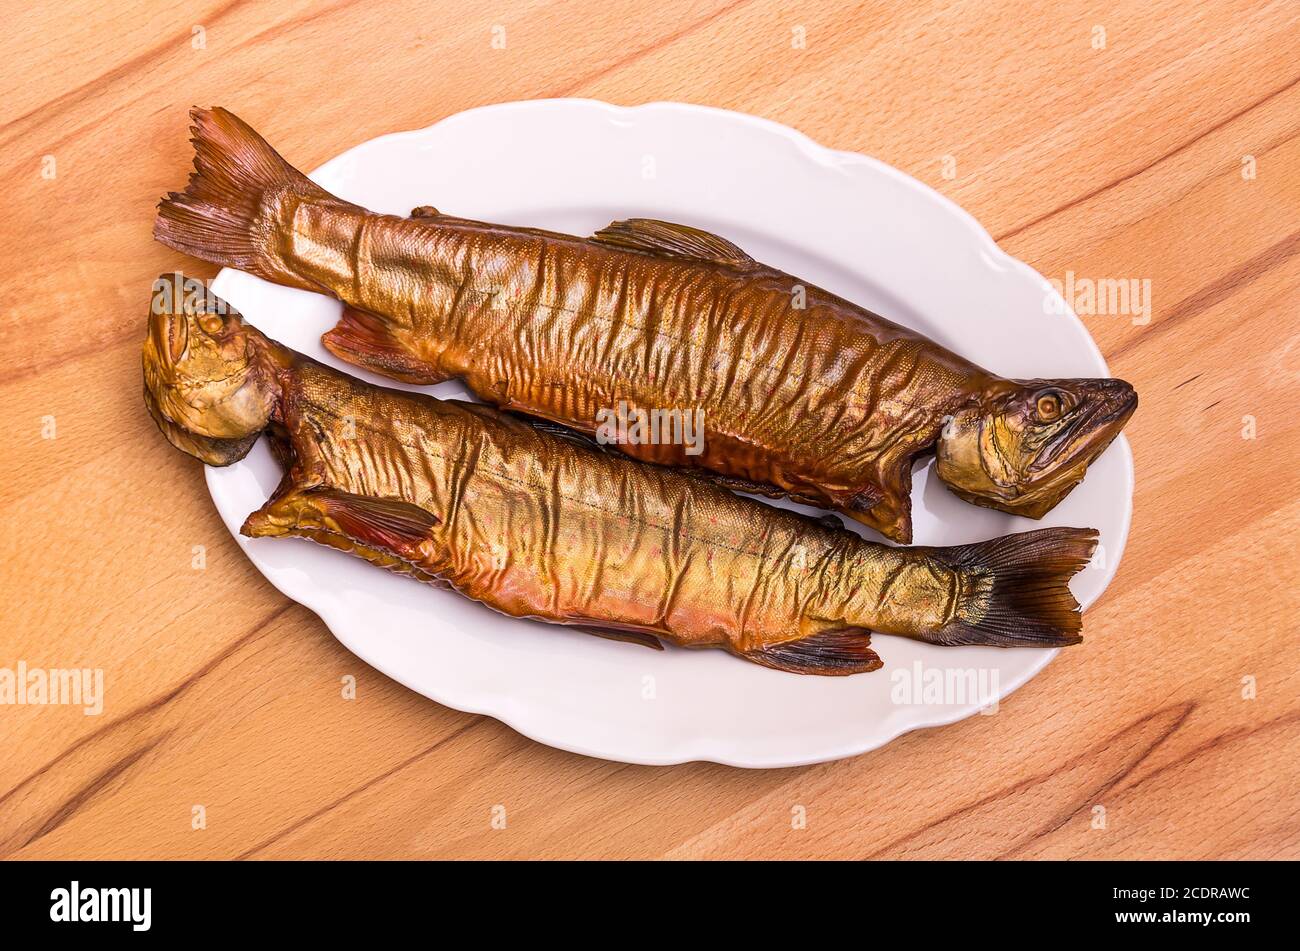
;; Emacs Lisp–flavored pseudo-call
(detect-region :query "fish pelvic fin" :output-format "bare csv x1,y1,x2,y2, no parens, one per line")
153,107,340,288
322,306,453,385
926,527,1099,647
745,627,882,676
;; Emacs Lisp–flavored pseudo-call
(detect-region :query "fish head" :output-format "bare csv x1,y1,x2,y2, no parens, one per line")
935,377,1137,518
142,273,279,465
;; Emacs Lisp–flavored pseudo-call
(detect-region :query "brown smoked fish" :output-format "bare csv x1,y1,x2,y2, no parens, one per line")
143,275,1099,675
154,108,1136,543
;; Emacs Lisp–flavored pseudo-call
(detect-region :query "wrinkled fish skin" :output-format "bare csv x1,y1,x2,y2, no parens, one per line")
142,277,1098,675
263,362,953,648
154,108,1137,543
318,212,979,520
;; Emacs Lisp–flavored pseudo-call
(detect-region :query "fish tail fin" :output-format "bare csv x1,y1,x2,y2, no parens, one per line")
744,627,883,676
927,527,1099,647
154,107,338,287
321,306,451,384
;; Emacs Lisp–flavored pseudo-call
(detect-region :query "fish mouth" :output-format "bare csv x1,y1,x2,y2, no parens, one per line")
147,273,195,373
1030,379,1137,475
994,380,1136,517
148,307,186,373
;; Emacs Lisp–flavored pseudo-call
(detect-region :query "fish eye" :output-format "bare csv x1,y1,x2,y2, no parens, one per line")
198,312,224,334
1035,390,1064,422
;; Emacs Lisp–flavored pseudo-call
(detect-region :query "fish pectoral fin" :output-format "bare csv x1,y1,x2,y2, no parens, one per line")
839,462,915,543
570,624,665,651
590,218,755,269
244,488,440,556
321,306,453,385
242,492,317,538
310,489,441,554
745,627,882,676
843,494,913,544
241,491,453,587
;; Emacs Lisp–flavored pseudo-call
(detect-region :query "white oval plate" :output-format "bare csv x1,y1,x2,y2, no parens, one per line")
205,99,1132,768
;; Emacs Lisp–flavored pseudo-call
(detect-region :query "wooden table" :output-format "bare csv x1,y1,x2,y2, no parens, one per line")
2,0,1297,860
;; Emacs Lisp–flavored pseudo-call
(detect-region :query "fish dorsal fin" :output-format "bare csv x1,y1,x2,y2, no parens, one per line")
510,413,607,450
590,218,755,268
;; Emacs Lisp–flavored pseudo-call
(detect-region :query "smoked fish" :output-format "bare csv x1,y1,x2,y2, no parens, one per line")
143,275,1099,675
154,108,1137,543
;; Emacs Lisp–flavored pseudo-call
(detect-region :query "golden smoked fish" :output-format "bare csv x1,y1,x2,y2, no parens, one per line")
143,275,1099,675
154,109,1137,543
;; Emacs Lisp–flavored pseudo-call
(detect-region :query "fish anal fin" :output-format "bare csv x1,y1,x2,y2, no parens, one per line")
322,306,453,385
571,624,664,651
746,627,882,676
590,218,755,269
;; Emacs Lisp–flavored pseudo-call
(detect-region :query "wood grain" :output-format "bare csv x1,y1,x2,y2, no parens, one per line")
1,0,1297,859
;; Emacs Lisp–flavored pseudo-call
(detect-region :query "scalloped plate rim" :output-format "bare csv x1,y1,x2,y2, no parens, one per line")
203,98,1133,768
